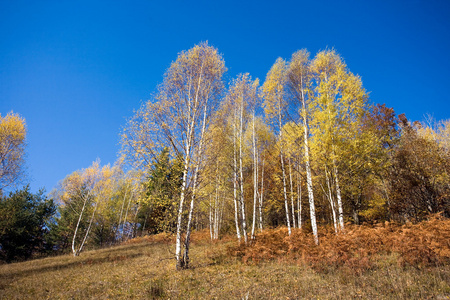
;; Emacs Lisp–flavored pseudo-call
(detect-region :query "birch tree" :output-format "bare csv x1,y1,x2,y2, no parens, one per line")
153,42,226,269
282,122,303,229
0,112,27,192
310,49,368,230
224,73,258,243
248,77,260,240
262,58,292,236
196,110,227,239
251,117,274,232
122,43,225,267
286,50,319,244
53,161,112,256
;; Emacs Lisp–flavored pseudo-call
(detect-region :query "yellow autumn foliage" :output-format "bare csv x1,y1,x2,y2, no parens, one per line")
0,111,27,190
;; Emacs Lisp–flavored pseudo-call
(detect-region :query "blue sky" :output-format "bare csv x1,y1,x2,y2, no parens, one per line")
1,0,449,194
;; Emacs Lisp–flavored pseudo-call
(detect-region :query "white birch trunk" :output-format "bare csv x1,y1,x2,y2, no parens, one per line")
297,168,302,229
233,107,241,241
183,97,209,267
71,199,86,256
175,103,195,269
214,172,220,240
259,156,265,232
183,187,195,266
333,158,345,231
215,188,224,240
209,195,213,240
325,69,344,232
251,113,258,239
325,166,338,233
77,200,98,255
279,112,291,236
176,65,205,269
281,151,291,235
175,146,190,269
289,158,296,229
305,151,318,244
301,82,318,245
71,190,91,257
239,101,248,244
214,188,219,239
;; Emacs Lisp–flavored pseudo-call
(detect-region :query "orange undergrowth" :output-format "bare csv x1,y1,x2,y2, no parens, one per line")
230,214,450,273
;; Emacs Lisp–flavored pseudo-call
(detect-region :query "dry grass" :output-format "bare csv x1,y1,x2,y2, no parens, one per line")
0,219,449,299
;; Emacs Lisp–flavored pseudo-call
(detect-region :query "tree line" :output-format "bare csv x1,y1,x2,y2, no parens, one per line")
1,43,449,266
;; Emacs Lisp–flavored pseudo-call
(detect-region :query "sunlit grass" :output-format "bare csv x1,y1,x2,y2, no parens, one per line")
1,228,449,299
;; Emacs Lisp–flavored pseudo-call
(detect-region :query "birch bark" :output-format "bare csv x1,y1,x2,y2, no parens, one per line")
289,158,296,228
239,96,248,244
251,112,258,239
259,157,265,231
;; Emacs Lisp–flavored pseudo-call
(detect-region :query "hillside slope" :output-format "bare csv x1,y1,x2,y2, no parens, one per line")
1,220,449,299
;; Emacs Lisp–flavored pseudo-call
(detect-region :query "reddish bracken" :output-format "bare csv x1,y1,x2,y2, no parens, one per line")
230,214,450,272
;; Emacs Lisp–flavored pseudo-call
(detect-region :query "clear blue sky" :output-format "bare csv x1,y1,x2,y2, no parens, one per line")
1,0,449,194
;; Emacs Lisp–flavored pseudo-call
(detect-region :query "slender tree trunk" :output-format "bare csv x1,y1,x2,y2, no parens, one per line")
214,185,219,239
72,191,91,257
325,68,344,232
214,172,220,240
279,113,291,236
259,156,265,232
176,62,205,270
122,186,134,241
183,99,209,268
72,202,86,256
325,165,338,233
175,136,192,269
183,189,195,267
77,200,98,255
239,101,248,244
289,158,296,229
251,113,258,239
326,77,344,232
220,192,224,238
301,85,318,245
115,183,128,241
332,156,344,231
281,151,291,235
216,188,224,240
297,168,302,229
209,194,213,240
233,108,241,241
305,147,318,244
381,175,392,220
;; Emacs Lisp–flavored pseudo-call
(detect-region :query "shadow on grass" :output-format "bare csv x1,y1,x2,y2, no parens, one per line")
0,244,150,284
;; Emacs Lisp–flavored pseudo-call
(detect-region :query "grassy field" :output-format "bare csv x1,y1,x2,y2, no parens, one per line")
1,224,450,299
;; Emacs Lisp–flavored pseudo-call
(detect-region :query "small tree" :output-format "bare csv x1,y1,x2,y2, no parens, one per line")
138,148,183,234
388,114,450,221
52,161,115,256
0,112,27,192
0,185,56,262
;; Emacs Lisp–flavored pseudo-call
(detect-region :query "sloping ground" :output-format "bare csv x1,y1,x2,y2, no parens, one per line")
0,219,449,299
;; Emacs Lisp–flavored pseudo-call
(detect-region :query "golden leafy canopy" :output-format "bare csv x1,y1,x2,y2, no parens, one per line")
0,112,27,190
